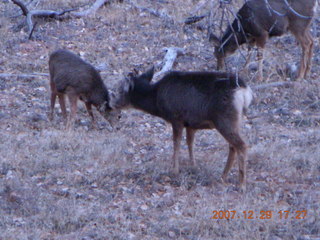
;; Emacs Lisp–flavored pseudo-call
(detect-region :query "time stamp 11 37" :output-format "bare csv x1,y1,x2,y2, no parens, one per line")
211,210,308,220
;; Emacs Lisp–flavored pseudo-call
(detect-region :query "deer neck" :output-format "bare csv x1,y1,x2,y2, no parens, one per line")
131,84,159,116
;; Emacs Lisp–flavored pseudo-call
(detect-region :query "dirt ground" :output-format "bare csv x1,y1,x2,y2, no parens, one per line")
0,0,320,239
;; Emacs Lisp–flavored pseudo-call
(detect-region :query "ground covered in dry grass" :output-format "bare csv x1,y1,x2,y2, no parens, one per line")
0,0,320,239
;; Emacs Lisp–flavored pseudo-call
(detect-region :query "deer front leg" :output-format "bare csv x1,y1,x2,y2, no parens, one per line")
172,123,183,174
66,94,78,130
294,30,314,80
49,92,56,121
186,127,196,166
58,94,67,123
256,48,264,81
84,102,96,128
304,31,314,79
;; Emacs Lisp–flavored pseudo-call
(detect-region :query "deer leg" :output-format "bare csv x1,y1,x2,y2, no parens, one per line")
228,135,247,190
49,92,56,121
85,102,96,128
255,33,268,81
236,141,247,191
305,31,314,78
58,94,67,121
256,48,264,81
172,123,183,174
49,81,57,121
186,127,196,166
242,47,253,75
294,31,313,80
66,94,78,130
221,145,237,184
215,120,247,190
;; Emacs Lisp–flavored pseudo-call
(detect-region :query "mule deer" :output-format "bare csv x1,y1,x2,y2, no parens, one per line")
49,49,120,129
210,0,316,80
113,67,253,189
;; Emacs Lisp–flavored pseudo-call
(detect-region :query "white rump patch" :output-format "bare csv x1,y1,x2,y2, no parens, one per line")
233,86,253,114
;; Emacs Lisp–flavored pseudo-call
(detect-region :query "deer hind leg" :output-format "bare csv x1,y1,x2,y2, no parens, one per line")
221,145,237,184
215,119,247,190
186,127,196,166
242,47,253,75
227,134,247,190
255,32,268,81
294,30,313,80
305,31,314,78
172,123,183,174
66,94,78,130
256,48,264,81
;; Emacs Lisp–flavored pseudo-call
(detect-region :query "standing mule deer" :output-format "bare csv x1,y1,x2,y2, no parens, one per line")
113,67,253,189
49,49,121,129
210,0,317,80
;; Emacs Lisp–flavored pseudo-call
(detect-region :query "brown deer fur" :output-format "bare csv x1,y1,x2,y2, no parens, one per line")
113,67,253,189
210,0,317,80
49,49,120,129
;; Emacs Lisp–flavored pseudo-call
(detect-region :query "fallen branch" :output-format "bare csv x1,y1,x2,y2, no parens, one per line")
0,73,49,78
0,71,118,79
126,0,172,21
184,14,208,25
11,0,80,39
252,81,294,90
72,0,109,17
153,47,185,81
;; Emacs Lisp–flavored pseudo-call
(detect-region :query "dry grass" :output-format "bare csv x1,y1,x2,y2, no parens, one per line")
0,0,320,239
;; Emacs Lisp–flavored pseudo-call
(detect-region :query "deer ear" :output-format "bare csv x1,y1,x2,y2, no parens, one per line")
133,68,139,75
108,92,116,110
123,76,134,92
140,66,154,82
209,33,221,47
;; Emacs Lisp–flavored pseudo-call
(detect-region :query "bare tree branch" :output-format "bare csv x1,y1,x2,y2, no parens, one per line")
11,0,28,16
10,0,82,39
0,73,49,78
184,14,207,25
126,0,172,21
153,47,185,81
72,0,109,17
252,81,294,90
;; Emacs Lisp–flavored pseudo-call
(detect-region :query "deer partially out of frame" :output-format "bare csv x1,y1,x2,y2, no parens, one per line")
210,0,317,80
113,67,253,189
49,49,121,129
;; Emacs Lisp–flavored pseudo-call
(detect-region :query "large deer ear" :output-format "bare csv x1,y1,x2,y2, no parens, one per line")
140,66,154,82
123,76,134,92
209,33,221,47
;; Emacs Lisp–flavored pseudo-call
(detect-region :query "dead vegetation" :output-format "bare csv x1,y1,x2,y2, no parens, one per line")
0,0,320,239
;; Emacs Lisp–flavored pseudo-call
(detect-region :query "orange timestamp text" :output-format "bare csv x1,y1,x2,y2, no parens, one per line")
211,210,307,220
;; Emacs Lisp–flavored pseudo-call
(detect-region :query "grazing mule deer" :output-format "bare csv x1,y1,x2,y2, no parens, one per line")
113,67,253,188
49,49,120,129
210,0,316,80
